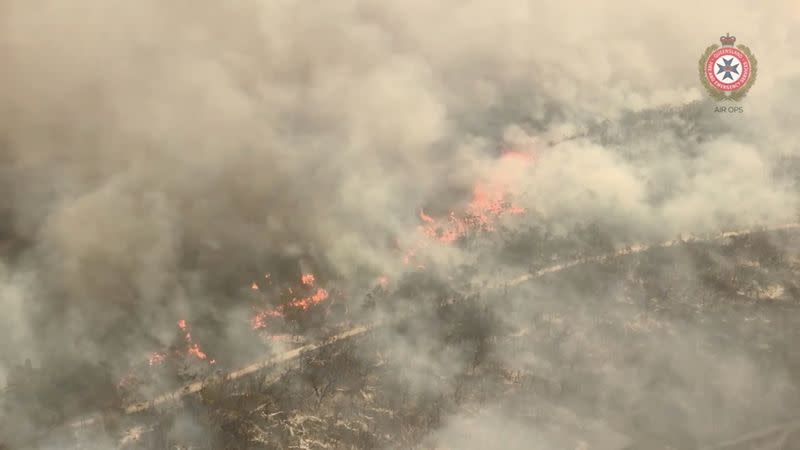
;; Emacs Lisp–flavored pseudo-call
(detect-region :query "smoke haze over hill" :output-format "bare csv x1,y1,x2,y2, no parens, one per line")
0,0,799,447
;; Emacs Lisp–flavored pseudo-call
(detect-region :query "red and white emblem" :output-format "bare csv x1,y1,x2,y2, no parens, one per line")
703,41,751,91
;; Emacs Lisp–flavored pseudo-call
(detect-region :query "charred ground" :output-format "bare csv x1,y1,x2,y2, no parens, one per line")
4,224,800,449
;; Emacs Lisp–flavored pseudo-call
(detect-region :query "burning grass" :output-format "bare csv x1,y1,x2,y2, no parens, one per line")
3,145,800,448
5,224,800,449
112,242,800,448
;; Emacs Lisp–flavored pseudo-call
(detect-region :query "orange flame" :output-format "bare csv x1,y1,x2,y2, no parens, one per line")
376,276,389,289
148,351,167,366
418,209,435,223
250,272,331,330
287,287,329,310
177,319,207,361
145,148,534,371
250,307,282,330
147,319,211,367
187,343,207,360
146,149,533,370
403,150,532,262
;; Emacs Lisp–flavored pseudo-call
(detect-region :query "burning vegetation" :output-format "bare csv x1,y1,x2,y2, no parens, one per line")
3,137,800,449
0,2,798,446
134,148,535,380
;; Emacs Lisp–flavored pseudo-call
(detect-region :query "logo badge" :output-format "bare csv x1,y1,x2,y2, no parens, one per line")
698,33,758,101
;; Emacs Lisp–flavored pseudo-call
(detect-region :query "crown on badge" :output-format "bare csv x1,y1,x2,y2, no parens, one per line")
719,33,736,46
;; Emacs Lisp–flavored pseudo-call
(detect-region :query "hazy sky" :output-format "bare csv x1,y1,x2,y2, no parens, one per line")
0,1,798,446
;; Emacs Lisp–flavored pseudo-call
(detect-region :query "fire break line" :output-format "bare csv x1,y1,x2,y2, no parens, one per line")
69,221,800,440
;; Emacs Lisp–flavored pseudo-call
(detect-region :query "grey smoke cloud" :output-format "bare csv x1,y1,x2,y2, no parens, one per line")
0,0,799,446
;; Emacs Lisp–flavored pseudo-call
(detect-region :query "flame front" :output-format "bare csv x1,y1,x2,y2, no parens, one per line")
148,351,167,367
376,276,389,289
144,148,533,369
147,319,210,366
178,319,208,361
405,149,533,260
250,272,330,330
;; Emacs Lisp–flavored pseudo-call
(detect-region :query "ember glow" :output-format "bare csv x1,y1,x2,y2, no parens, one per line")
418,209,435,224
376,276,389,289
177,319,208,361
148,150,532,364
250,272,330,330
404,149,534,261
148,351,167,367
147,319,210,366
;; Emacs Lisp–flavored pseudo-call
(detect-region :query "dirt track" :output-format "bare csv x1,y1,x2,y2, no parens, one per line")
58,222,800,450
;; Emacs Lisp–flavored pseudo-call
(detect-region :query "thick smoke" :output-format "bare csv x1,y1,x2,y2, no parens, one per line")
0,0,799,447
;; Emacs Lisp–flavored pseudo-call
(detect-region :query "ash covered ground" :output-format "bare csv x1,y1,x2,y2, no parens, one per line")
1,1,800,449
